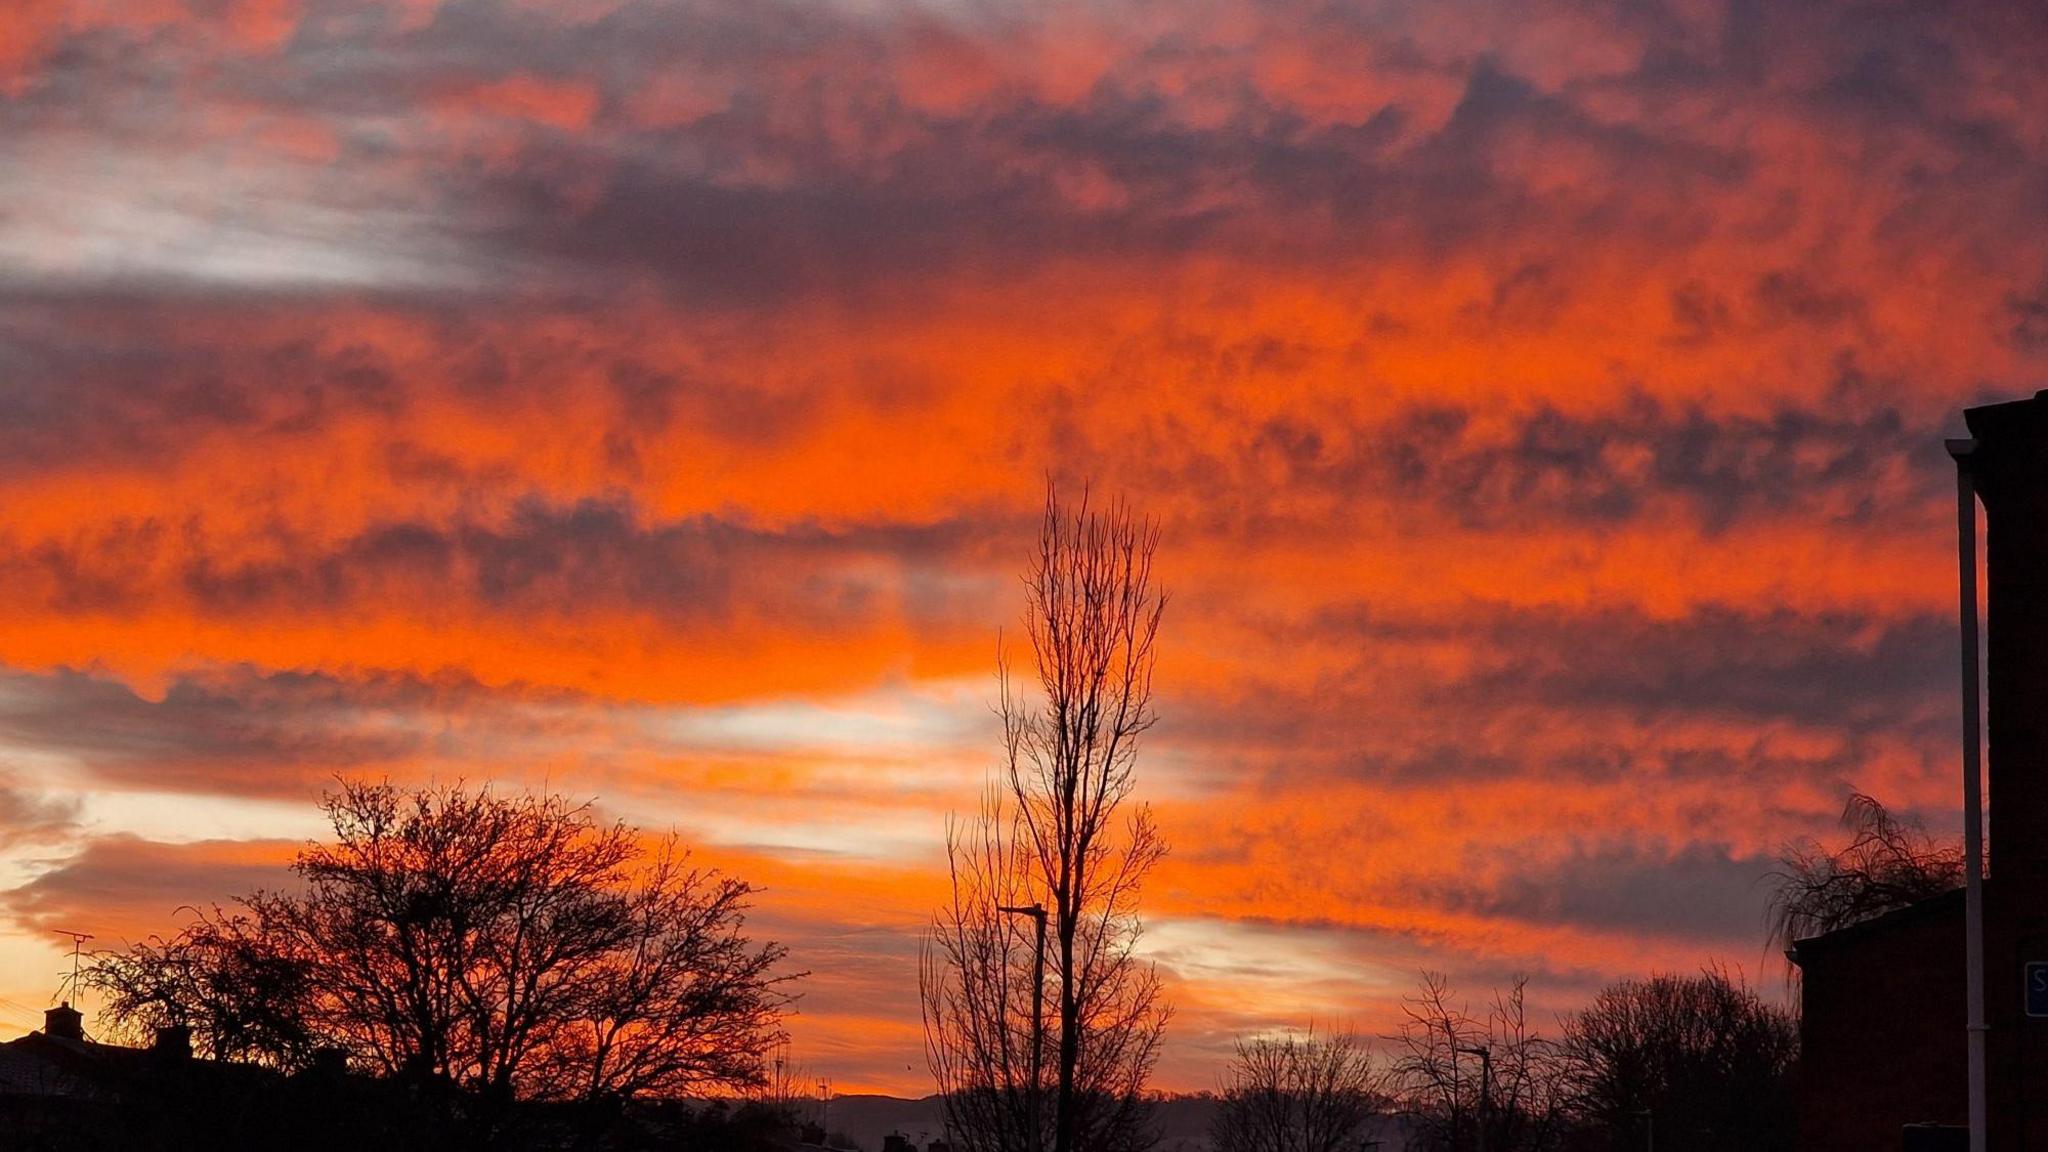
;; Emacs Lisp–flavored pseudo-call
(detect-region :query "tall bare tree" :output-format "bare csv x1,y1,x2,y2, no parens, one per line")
1211,1029,1388,1152
923,484,1170,1152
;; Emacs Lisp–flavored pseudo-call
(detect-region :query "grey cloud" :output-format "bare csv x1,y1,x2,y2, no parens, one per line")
0,302,410,479
0,771,81,850
1162,600,1949,793
0,667,487,793
173,499,996,622
0,497,1010,644
2007,278,2048,353
1,835,296,942
0,298,921,487
492,48,1746,306
1436,605,1951,733
1379,391,1935,533
1118,386,1944,539
2,0,2040,318
1426,844,1775,947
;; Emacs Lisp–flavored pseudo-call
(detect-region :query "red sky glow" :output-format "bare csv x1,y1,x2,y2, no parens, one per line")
1,0,2045,1094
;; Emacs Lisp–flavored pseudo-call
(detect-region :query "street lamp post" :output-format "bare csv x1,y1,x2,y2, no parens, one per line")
1457,1046,1491,1152
998,903,1049,1152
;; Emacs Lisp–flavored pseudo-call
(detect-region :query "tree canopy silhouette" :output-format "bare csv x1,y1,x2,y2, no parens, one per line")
1556,968,1797,1152
88,781,795,1107
1211,1028,1387,1152
1767,791,1964,957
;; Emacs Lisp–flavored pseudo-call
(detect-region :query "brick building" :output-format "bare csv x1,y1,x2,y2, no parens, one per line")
1791,391,2048,1150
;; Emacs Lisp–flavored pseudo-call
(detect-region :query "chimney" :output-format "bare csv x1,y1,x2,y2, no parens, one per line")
307,1045,349,1081
43,1002,83,1041
152,1024,192,1060
1963,391,2048,886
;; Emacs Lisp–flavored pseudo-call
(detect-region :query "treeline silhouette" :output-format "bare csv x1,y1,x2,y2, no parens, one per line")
1206,966,1795,1152
49,757,1934,1152
1203,789,1963,1152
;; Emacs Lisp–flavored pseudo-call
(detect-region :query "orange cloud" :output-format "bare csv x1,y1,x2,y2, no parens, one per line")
451,74,602,132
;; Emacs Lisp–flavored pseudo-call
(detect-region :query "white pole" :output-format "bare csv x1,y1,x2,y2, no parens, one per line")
1949,437,1988,1152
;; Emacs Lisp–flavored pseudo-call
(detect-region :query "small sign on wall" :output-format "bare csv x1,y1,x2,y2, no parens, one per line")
2027,961,2048,1018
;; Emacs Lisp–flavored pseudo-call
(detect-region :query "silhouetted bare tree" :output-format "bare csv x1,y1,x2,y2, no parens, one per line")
1388,974,1568,1152
89,781,795,1108
1390,973,1483,1151
1211,1028,1388,1152
922,484,1169,1152
1556,967,1796,1152
1767,791,1963,959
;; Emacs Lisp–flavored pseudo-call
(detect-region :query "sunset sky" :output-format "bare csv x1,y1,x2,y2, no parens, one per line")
1,0,2045,1094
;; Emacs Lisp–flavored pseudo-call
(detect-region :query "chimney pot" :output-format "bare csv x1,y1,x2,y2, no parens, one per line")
308,1045,349,1080
43,1002,83,1041
152,1023,192,1059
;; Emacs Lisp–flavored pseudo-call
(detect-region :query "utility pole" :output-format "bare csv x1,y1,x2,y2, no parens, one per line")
998,903,1048,1152
1950,437,1989,1152
1446,1021,1461,1151
1457,1045,1491,1152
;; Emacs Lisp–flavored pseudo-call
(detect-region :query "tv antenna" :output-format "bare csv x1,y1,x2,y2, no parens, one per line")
51,929,92,1006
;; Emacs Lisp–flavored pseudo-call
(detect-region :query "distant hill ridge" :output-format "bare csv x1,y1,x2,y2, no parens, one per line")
819,1094,1414,1152
823,1093,1213,1152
